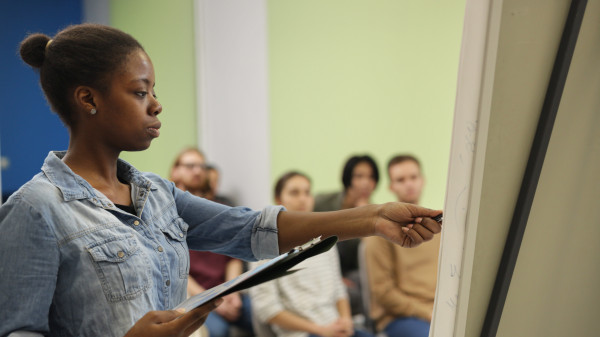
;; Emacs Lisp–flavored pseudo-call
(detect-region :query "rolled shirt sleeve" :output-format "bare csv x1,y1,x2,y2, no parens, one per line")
251,205,284,260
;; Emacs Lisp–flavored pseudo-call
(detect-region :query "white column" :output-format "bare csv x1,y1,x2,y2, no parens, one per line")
82,0,110,25
194,0,270,210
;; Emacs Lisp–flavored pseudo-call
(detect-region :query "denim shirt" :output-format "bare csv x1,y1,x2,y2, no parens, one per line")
0,151,283,337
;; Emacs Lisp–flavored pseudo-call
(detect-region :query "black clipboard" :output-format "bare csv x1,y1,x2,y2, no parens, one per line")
175,235,338,312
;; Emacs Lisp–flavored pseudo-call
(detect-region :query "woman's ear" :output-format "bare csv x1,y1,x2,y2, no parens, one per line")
73,85,97,114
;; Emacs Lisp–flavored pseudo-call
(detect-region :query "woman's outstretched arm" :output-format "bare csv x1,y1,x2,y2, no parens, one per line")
276,202,442,253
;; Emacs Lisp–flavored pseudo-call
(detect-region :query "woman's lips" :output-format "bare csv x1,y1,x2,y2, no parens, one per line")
147,127,160,138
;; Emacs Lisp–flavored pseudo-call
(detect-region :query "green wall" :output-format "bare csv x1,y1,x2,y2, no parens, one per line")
108,0,465,208
110,0,197,179
268,0,465,207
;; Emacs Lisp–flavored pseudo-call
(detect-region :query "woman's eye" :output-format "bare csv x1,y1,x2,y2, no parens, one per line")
136,91,148,97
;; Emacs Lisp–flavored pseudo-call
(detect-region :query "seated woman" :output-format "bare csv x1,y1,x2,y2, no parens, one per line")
250,172,373,337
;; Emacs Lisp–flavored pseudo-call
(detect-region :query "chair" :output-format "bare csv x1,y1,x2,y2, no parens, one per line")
357,239,388,337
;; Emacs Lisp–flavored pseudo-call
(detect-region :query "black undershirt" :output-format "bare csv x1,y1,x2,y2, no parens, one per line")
115,203,136,215
115,176,136,215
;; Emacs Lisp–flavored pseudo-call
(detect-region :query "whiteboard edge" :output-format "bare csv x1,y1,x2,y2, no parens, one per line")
430,0,490,334
430,0,503,336
453,0,504,335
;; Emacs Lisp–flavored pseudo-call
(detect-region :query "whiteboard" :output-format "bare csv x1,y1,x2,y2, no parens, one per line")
431,0,600,336
430,0,502,335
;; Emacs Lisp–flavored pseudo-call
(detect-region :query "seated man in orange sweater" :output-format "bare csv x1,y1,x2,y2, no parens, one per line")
364,155,440,337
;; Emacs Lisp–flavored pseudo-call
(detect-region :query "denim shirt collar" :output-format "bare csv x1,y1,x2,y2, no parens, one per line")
41,151,158,204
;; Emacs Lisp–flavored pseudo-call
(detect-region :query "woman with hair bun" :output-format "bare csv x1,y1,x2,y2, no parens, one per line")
0,24,442,337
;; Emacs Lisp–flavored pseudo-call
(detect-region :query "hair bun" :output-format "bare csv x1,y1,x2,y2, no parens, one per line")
20,33,51,69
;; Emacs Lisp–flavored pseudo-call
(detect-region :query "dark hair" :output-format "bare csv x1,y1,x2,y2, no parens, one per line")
341,155,379,189
19,23,144,126
274,171,311,200
387,154,421,173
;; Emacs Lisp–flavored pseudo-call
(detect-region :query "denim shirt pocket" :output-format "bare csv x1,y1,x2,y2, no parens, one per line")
160,217,190,279
87,235,152,302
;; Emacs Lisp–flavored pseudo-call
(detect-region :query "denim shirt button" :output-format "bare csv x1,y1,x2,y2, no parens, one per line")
117,251,125,258
165,280,171,286
157,246,164,252
178,233,184,238
133,220,140,226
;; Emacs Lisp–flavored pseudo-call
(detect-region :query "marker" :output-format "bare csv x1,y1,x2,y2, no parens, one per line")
432,214,443,223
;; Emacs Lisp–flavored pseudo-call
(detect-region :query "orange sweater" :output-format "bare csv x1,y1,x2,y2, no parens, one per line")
364,234,440,331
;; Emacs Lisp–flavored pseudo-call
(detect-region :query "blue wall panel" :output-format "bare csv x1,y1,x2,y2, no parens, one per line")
1,0,81,200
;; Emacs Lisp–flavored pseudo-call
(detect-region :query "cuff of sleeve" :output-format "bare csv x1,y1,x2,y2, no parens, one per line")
251,205,285,260
336,291,350,301
261,307,285,324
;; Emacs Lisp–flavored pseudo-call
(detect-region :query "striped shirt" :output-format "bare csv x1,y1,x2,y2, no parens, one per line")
249,246,348,337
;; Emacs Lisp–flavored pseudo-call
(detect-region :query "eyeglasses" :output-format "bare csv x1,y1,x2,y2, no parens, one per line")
178,163,207,170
